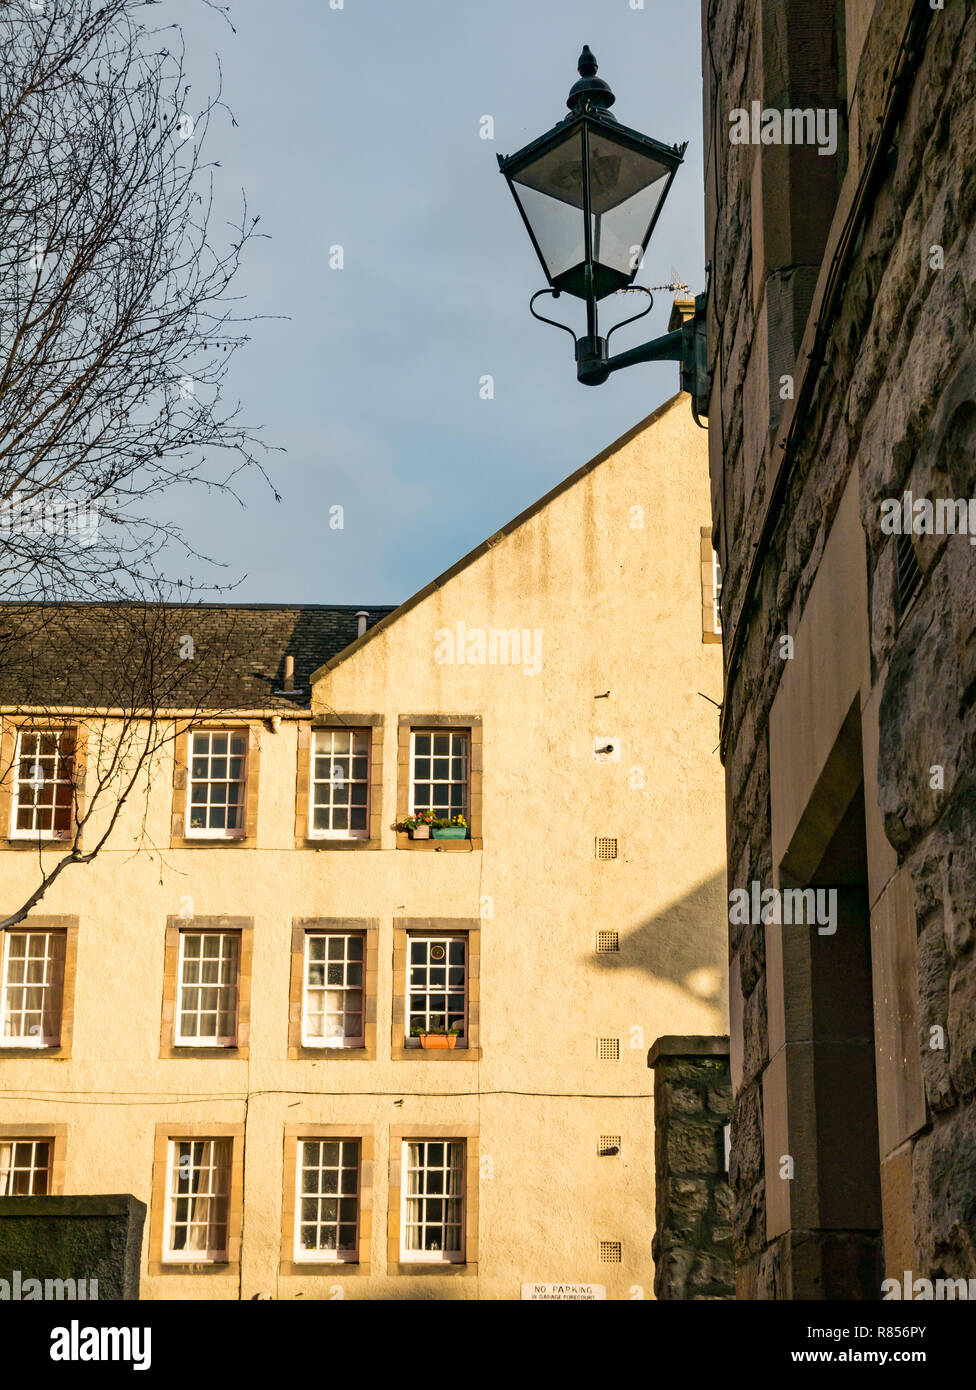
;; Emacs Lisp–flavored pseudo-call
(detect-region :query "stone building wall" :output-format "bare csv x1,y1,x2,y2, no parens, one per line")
649,1037,732,1299
0,401,727,1300
702,0,976,1295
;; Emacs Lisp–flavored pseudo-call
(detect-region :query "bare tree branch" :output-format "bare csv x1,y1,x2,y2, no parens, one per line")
0,0,281,607
0,1,284,926
0,601,286,930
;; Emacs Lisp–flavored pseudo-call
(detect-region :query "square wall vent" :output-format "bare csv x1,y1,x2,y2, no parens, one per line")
596,930,620,953
599,1241,622,1263
598,1135,621,1156
597,1037,620,1061
595,837,618,860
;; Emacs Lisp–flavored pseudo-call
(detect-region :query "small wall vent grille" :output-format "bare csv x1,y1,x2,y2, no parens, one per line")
595,837,618,860
599,1241,622,1263
598,1135,621,1156
597,1037,620,1061
596,930,620,953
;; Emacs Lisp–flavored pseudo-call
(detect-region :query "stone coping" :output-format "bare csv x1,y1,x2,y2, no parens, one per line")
647,1034,730,1068
0,1194,146,1218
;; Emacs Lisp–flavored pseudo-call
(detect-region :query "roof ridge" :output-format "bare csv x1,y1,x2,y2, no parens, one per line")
0,601,399,611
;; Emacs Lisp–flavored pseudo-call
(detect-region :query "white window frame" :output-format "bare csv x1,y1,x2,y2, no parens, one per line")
307,728,370,840
9,728,76,841
406,934,468,1048
0,1139,51,1195
409,729,469,821
293,1138,361,1264
174,931,240,1047
162,1138,231,1264
185,729,248,840
712,549,723,633
399,1139,466,1264
0,929,66,1048
301,932,365,1049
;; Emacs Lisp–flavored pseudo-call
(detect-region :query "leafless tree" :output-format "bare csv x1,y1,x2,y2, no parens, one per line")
0,0,278,616
0,0,281,925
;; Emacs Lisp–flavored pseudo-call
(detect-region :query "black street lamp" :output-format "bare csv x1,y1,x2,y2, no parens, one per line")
498,46,707,413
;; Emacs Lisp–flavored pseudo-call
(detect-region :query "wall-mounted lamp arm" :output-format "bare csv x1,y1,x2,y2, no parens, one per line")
576,327,684,384
575,292,709,424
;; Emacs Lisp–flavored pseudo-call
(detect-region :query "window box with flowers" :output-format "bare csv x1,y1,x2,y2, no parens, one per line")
432,815,467,841
410,1023,462,1051
399,813,468,841
401,811,436,840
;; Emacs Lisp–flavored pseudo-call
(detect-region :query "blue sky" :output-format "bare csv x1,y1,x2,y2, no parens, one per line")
175,0,705,604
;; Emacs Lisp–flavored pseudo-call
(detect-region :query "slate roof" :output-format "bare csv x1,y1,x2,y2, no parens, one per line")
0,603,398,712
0,394,687,713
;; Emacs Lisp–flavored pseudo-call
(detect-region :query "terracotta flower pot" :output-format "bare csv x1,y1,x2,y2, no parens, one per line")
418,1033,458,1050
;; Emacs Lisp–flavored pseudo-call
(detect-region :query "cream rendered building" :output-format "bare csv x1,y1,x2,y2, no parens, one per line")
0,392,726,1299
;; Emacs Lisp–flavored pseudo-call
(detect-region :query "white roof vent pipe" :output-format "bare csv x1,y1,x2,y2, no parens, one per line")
355,610,369,639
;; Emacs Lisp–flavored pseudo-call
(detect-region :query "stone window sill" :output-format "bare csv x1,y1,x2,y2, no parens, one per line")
395,834,482,852
160,1046,249,1060
288,1045,376,1062
299,837,381,851
171,836,254,850
391,1047,482,1062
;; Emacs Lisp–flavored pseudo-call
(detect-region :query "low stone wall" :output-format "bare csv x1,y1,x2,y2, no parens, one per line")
0,1194,146,1300
649,1036,733,1299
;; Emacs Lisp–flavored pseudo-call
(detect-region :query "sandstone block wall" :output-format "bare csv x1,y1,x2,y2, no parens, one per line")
703,0,976,1294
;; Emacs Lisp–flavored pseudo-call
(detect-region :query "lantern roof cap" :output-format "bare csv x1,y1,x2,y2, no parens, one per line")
566,45,616,118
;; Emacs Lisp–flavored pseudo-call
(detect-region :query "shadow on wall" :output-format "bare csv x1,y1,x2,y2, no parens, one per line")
588,871,729,1014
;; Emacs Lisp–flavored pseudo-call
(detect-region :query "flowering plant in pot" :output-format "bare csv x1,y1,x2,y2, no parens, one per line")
431,813,467,841
410,1022,462,1050
401,810,437,839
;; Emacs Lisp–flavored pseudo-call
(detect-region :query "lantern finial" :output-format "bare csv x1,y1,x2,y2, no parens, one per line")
578,46,598,77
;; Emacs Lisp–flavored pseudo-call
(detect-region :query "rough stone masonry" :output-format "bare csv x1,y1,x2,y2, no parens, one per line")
649,1037,733,1299
702,0,976,1296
